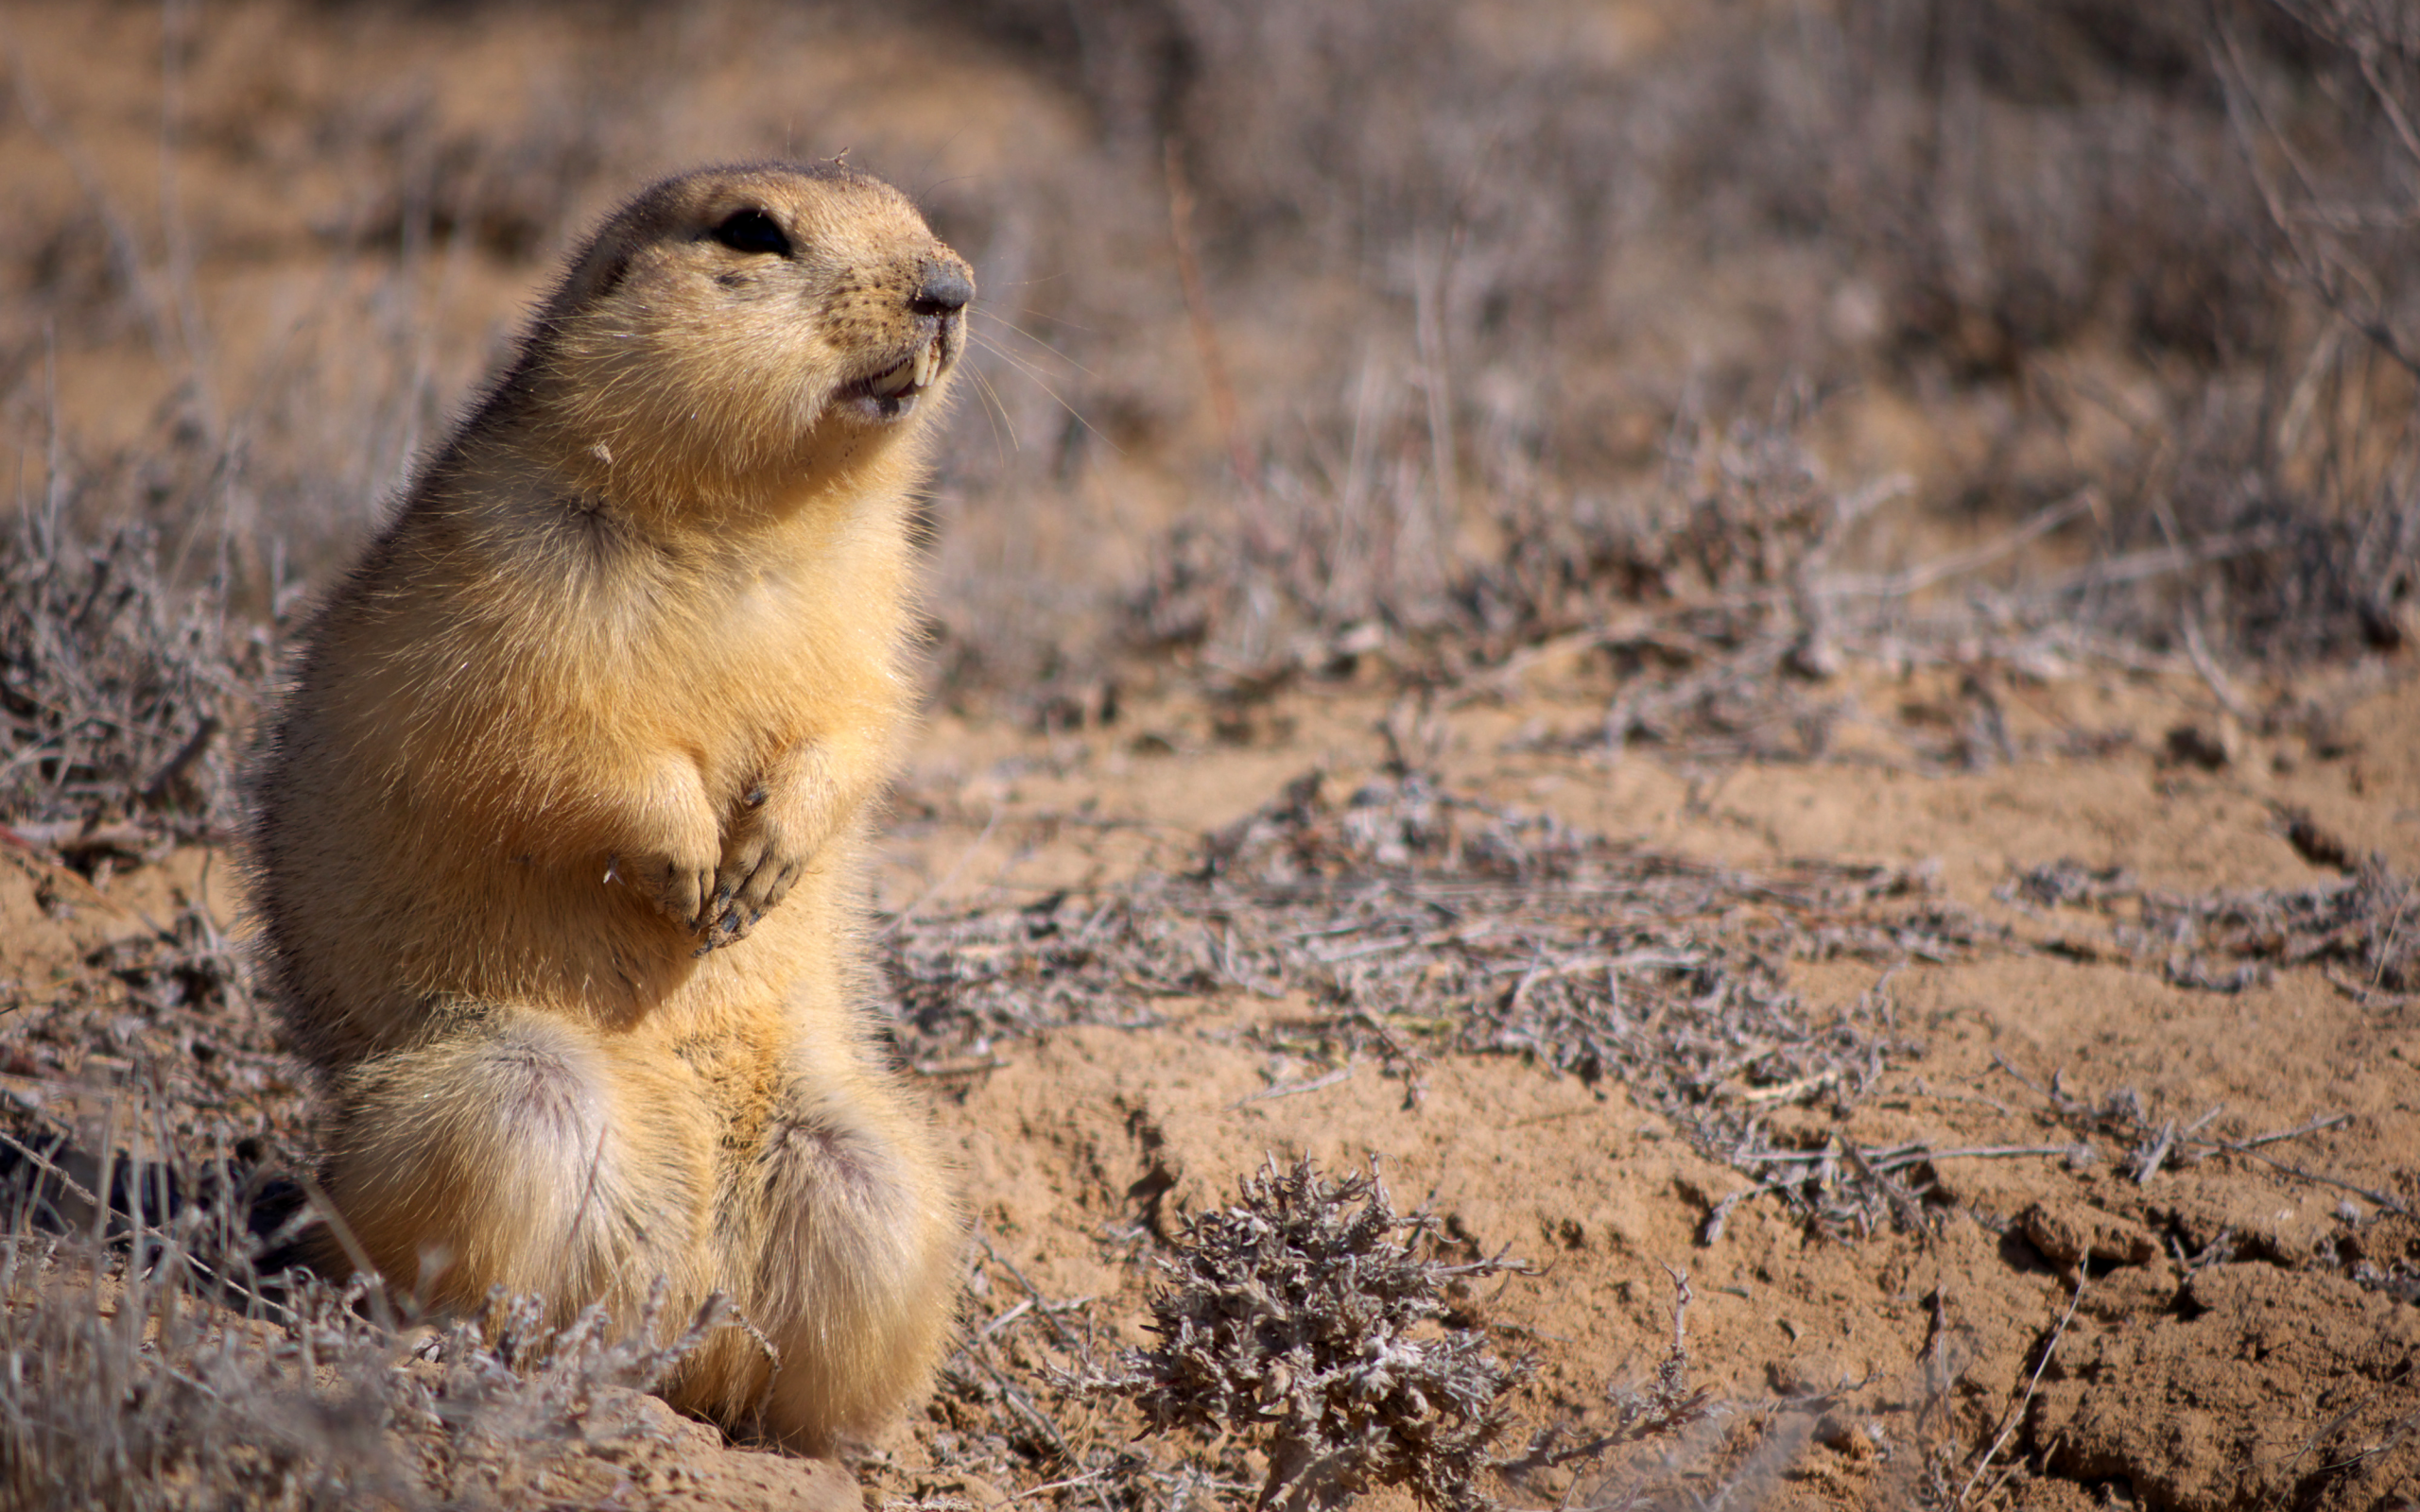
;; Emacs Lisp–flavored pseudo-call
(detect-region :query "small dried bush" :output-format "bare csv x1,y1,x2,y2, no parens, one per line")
1106,1157,1529,1512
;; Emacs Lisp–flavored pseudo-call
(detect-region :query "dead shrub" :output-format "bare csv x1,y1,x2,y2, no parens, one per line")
1105,1157,1530,1512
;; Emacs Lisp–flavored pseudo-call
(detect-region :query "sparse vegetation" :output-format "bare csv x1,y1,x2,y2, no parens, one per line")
911,0,2420,706
0,509,257,849
891,764,1986,1237
9,0,2417,713
0,1197,738,1512
2005,840,2420,999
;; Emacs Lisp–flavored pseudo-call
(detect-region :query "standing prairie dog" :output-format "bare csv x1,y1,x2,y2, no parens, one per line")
249,162,973,1452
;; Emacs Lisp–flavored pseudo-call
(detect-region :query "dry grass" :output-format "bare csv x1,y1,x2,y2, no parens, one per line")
890,760,1996,1240
9,0,2414,719
910,0,2420,712
0,1128,735,1512
2003,824,2420,1001
0,502,258,849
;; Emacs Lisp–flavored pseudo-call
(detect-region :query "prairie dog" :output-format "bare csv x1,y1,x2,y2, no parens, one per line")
249,163,973,1451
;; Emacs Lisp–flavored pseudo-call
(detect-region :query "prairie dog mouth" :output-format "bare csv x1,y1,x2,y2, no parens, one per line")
847,335,949,421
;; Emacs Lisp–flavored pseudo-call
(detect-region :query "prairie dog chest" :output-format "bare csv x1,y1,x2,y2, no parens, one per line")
621,551,891,776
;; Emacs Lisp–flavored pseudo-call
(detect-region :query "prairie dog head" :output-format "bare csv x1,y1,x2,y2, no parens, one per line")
511,162,975,512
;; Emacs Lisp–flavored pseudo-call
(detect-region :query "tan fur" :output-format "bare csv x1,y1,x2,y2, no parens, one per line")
249,163,973,1452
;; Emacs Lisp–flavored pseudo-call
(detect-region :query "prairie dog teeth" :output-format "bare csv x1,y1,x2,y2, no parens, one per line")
912,340,937,389
869,359,917,397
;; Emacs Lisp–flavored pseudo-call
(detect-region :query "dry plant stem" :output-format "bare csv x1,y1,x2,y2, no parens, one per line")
1230,1065,1356,1108
137,715,221,808
6,818,178,855
0,1129,100,1209
2221,1111,2355,1149
1988,1051,2410,1215
2213,22,2420,378
1812,487,2083,601
1164,141,1268,546
1500,1266,1712,1504
294,1171,397,1332
2223,1147,2412,1217
1413,232,1459,541
2356,41,2420,171
2132,1121,2179,1184
2180,615,2253,723
1876,1144,2080,1165
1956,1275,2084,1509
969,1348,1088,1480
1004,1470,1114,1505
977,1235,1082,1353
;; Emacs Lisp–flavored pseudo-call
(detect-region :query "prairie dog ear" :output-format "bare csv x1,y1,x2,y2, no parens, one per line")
539,184,691,324
556,246,634,311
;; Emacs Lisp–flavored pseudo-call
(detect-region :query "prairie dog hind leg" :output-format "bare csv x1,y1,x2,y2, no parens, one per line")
320,1005,713,1323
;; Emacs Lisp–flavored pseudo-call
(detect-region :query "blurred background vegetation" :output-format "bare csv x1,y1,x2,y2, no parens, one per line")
3,0,2415,807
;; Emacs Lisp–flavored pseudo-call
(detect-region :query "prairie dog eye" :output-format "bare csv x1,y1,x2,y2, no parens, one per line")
711,209,791,257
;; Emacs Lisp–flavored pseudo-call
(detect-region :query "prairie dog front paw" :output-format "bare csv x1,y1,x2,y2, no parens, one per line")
694,739,863,952
693,790,806,952
608,764,722,932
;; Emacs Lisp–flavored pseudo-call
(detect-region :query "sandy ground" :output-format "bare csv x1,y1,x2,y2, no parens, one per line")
7,661,2417,1509
865,667,2420,1510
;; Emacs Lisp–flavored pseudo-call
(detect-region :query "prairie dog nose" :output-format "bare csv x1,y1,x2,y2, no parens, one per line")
909,259,974,316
